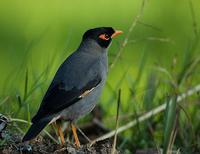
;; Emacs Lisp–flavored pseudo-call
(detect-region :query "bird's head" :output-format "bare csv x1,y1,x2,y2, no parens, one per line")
82,27,123,48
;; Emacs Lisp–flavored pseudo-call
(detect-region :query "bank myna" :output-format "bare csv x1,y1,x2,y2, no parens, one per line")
22,27,123,147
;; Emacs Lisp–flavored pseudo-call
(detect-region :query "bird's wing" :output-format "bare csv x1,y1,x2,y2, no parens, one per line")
32,76,101,123
32,53,102,123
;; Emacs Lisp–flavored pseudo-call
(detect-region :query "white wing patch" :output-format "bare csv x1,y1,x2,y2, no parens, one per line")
49,115,61,124
79,87,95,98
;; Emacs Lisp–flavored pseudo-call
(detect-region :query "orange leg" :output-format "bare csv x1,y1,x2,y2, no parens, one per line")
54,121,65,145
70,123,80,148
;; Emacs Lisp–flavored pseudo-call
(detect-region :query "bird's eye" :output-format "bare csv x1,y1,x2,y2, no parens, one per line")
105,34,109,38
99,34,110,41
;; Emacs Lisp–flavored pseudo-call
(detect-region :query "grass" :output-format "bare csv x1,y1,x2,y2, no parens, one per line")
0,0,200,153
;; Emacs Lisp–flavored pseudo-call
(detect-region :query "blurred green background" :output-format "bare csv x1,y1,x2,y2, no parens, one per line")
0,0,200,153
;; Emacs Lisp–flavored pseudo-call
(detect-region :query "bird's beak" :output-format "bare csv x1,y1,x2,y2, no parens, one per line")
111,30,123,38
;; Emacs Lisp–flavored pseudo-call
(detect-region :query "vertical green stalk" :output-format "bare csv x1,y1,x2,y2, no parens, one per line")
23,68,29,102
112,89,121,154
27,103,31,127
163,95,178,154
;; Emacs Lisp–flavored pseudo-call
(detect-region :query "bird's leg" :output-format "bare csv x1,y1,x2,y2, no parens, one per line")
55,121,65,145
70,123,80,148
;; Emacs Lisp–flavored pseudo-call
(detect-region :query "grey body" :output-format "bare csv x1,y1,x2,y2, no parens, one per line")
54,39,108,121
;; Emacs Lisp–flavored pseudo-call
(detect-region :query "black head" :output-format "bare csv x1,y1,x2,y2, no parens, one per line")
82,27,122,48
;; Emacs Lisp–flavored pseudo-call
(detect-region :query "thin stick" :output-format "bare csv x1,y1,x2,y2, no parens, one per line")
110,0,148,69
90,84,200,145
77,127,91,143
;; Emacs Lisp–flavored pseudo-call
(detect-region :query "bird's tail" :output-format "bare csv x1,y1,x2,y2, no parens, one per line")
22,117,52,142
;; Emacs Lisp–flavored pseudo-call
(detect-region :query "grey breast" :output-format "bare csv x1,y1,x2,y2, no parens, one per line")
59,51,108,121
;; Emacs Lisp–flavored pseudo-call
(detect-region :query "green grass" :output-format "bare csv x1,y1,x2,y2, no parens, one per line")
0,0,200,153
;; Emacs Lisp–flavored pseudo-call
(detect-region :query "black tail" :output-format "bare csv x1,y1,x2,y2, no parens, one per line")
22,117,52,142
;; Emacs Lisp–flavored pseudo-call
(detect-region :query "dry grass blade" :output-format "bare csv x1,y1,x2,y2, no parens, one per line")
180,56,200,84
0,96,9,106
163,95,177,154
110,0,148,69
90,84,200,144
168,128,177,154
77,127,91,143
153,66,176,87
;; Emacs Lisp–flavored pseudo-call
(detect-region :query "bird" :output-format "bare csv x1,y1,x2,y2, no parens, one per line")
22,27,123,147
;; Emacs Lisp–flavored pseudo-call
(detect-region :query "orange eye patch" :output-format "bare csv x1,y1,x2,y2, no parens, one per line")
99,34,110,41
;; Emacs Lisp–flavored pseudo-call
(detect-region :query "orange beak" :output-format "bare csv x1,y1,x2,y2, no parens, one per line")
111,30,123,38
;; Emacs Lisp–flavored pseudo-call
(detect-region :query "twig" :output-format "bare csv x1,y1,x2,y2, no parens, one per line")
110,0,148,69
77,127,91,143
90,84,200,145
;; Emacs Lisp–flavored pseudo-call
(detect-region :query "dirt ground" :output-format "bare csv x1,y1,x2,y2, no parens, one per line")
1,127,122,154
1,134,120,154
0,112,161,154
0,113,121,154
